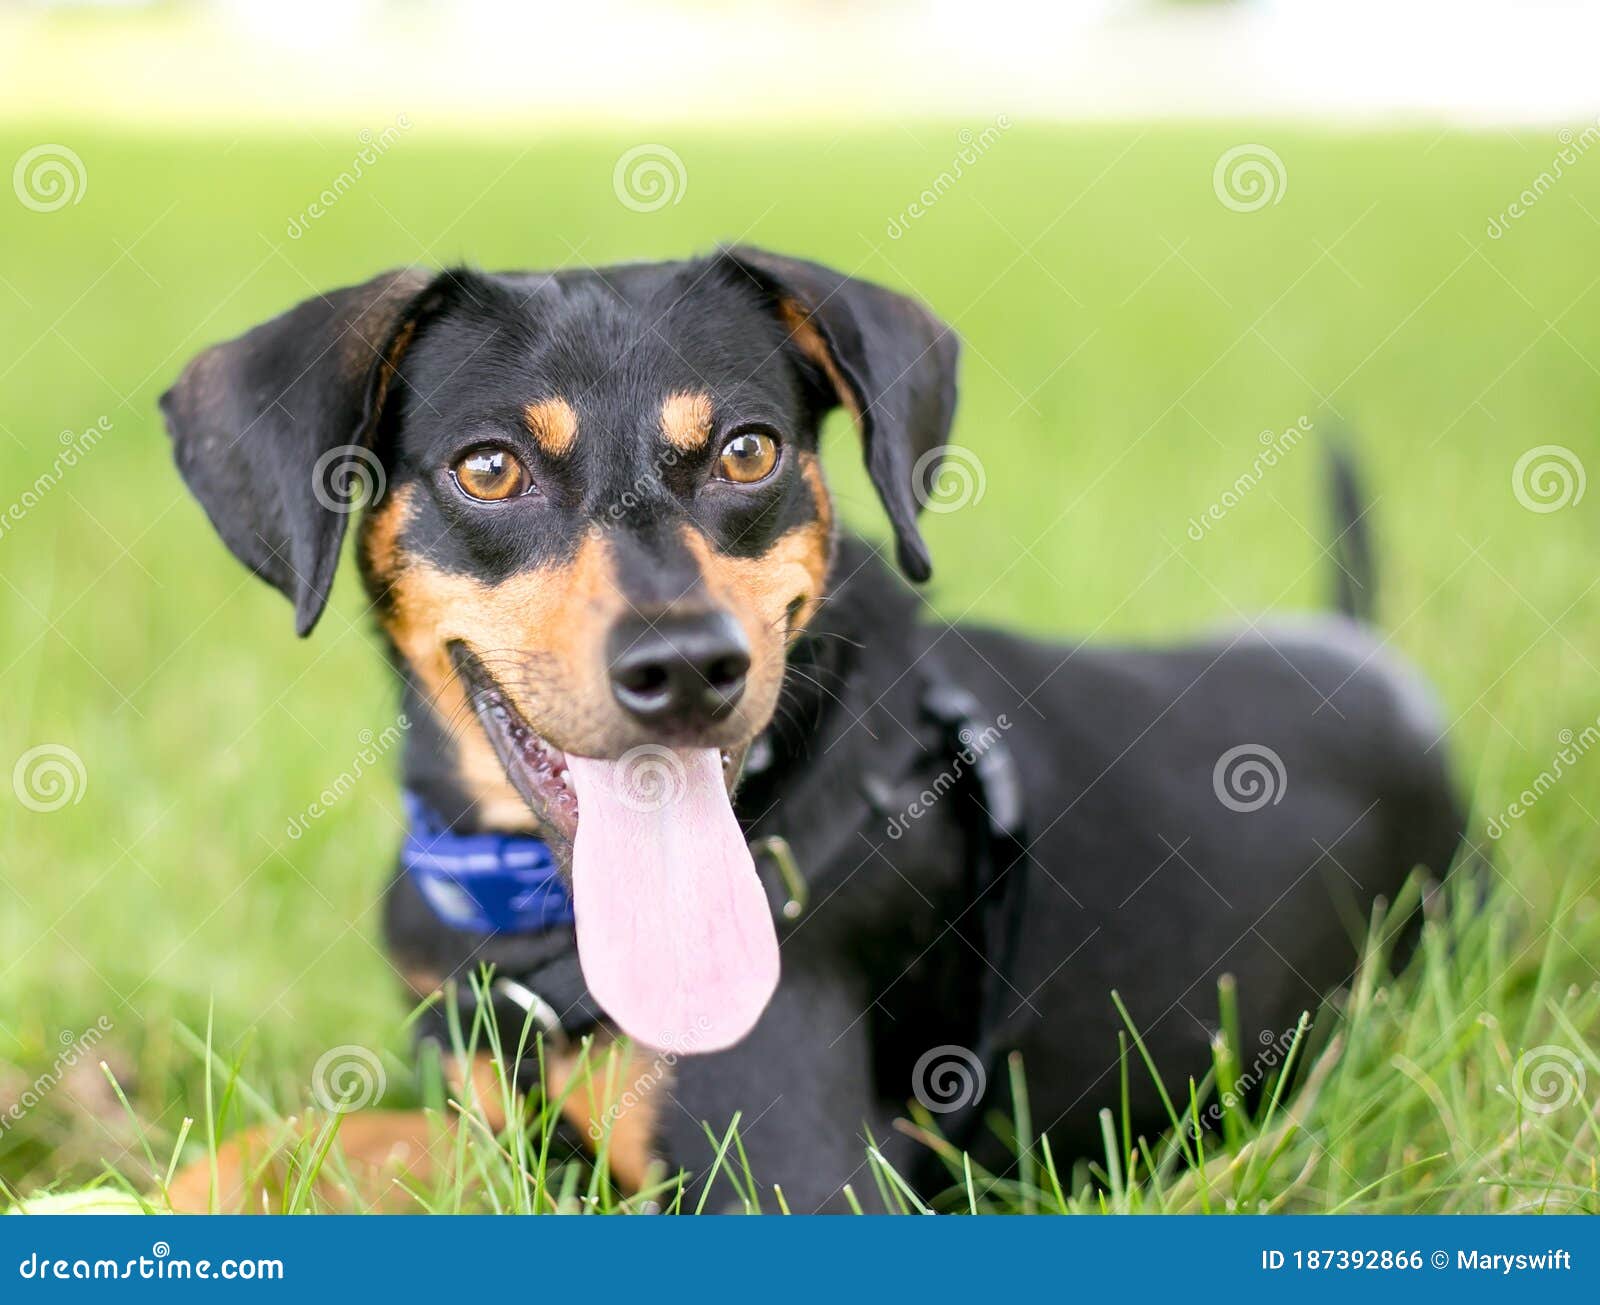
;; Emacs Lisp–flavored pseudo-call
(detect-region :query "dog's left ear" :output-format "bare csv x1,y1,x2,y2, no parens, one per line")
722,247,959,583
160,267,436,636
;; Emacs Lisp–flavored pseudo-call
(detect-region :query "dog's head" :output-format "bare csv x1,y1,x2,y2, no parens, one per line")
161,248,958,1053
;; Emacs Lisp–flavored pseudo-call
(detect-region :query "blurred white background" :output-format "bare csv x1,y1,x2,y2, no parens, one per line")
3,0,1600,127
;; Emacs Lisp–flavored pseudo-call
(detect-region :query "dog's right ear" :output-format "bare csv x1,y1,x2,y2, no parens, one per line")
720,247,959,584
159,267,436,636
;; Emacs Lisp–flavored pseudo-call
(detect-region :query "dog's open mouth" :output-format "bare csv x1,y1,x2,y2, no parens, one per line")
451,644,777,1055
450,645,746,847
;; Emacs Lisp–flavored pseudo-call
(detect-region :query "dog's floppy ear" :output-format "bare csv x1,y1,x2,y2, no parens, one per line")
722,246,959,583
159,267,436,636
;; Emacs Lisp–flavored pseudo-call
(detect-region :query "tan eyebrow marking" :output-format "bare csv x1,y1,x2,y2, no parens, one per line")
659,391,715,452
523,397,578,457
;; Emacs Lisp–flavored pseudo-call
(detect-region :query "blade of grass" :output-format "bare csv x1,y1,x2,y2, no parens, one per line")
692,1112,743,1215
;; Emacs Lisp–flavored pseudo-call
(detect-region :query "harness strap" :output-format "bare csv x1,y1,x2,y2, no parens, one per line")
917,675,1030,1170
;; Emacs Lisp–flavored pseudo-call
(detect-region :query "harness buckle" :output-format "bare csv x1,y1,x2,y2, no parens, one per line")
491,975,570,1052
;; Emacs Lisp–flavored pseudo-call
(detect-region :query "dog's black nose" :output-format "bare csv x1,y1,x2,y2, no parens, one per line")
607,611,750,729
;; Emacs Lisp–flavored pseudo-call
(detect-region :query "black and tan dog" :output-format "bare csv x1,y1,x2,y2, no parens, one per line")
160,249,1463,1211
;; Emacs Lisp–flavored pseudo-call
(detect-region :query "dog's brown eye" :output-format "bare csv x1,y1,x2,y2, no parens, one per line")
452,446,531,502
716,431,779,484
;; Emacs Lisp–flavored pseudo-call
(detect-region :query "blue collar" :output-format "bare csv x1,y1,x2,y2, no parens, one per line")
402,792,573,935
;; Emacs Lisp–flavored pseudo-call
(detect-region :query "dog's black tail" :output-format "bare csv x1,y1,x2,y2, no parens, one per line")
1326,436,1377,624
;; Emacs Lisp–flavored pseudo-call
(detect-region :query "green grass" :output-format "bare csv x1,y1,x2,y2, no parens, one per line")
1,123,1597,1212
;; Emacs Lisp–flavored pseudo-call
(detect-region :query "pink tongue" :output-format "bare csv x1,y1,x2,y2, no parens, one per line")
565,748,779,1055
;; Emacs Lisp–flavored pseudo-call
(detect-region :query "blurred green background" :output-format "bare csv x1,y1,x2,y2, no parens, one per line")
1,118,1596,1196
